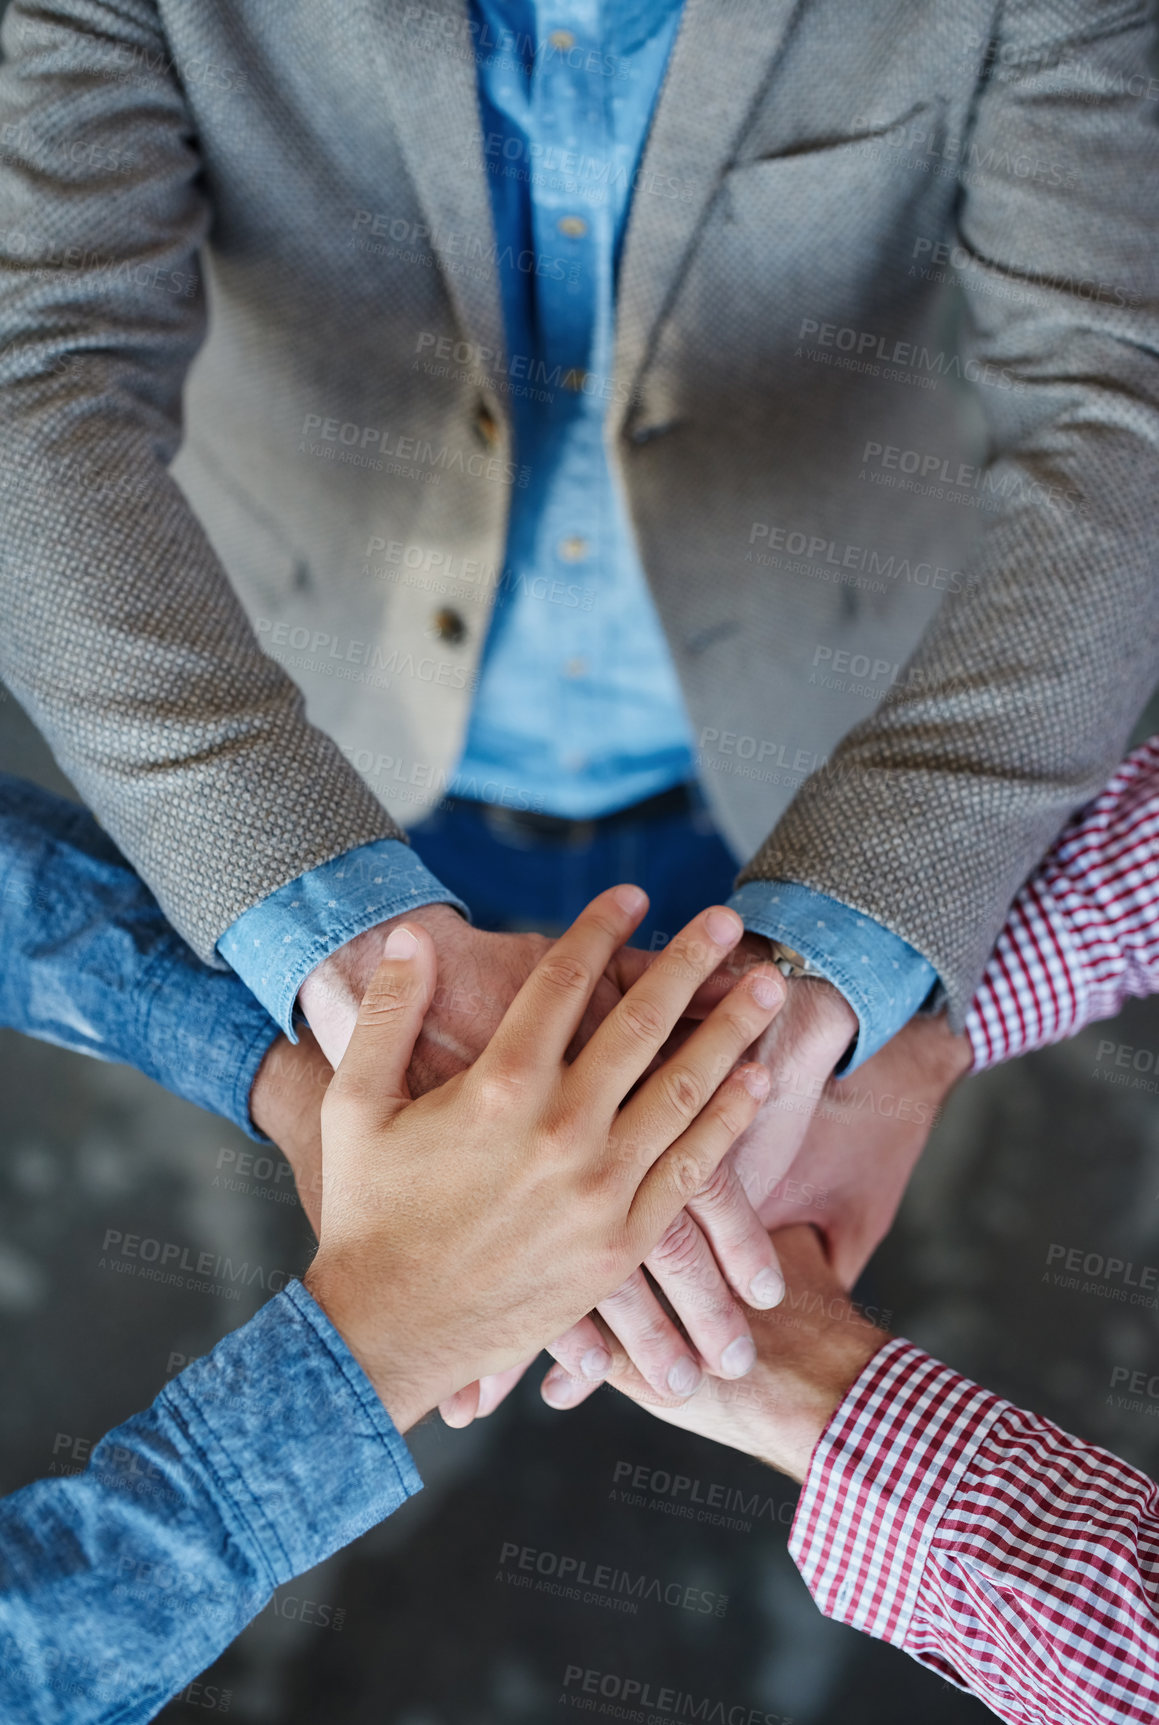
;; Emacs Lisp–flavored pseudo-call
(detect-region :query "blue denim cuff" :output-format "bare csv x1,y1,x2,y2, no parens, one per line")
131,944,282,1143
163,1279,422,1587
217,839,470,1036
727,881,938,1072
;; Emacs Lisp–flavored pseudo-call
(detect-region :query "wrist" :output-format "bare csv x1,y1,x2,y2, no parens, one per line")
298,902,467,1063
745,1308,890,1483
248,1030,331,1235
304,1253,438,1434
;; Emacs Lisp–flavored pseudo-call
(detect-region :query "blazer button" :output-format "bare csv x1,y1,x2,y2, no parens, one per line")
431,606,468,645
474,403,499,449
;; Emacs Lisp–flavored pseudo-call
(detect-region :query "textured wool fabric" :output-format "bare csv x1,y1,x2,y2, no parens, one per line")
0,0,1156,1019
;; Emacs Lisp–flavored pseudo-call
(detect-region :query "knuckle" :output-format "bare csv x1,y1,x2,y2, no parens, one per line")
539,955,593,997
666,1147,708,1204
690,1158,736,1213
471,1065,529,1113
658,1063,706,1120
648,1212,705,1278
618,995,668,1048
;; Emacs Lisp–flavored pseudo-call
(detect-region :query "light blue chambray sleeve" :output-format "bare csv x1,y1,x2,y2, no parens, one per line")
218,840,469,1036
0,774,280,1138
728,881,937,1072
0,1280,421,1725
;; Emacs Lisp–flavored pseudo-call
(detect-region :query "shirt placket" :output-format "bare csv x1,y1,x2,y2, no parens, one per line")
527,0,609,776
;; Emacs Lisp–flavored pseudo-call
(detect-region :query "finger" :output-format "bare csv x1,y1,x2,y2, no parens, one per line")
568,906,748,1109
539,1316,614,1410
610,965,785,1172
686,1158,785,1309
540,1363,603,1410
593,1268,703,1402
628,1063,771,1250
482,884,648,1075
325,924,438,1125
439,1382,480,1428
643,1209,757,1381
439,1356,539,1427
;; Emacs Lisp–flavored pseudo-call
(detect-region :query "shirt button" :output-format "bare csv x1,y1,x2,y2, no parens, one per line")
557,215,588,238
558,536,589,562
561,367,588,391
473,402,500,450
564,656,588,678
548,28,576,50
431,607,468,645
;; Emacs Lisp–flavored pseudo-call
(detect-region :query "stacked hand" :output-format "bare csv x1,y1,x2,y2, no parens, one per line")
299,903,793,1412
298,888,787,1431
262,908,970,1421
607,1224,890,1483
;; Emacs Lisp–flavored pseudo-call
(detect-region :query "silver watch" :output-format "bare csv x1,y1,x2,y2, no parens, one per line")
766,941,825,981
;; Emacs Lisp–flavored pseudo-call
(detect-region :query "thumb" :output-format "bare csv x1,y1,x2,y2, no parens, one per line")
332,923,438,1121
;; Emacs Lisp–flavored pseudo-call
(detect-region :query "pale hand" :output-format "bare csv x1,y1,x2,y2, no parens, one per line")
297,902,652,1075
607,1225,888,1483
743,1005,974,1285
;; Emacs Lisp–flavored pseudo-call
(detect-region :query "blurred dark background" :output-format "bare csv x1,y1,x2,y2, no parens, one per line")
5,678,1159,1725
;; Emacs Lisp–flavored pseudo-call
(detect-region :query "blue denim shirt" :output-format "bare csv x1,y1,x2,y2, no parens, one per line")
0,774,278,1138
0,1282,420,1725
219,0,936,1066
0,777,420,1719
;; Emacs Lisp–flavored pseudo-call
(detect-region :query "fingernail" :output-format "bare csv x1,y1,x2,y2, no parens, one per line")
751,972,783,1010
749,1267,784,1308
741,1065,771,1100
383,925,420,960
613,884,647,916
581,1346,612,1380
705,907,741,947
720,1335,757,1378
667,1357,702,1397
542,1370,584,1408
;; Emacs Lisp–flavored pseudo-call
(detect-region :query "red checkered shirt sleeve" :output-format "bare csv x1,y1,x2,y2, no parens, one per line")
965,734,1159,1068
789,1337,1159,1725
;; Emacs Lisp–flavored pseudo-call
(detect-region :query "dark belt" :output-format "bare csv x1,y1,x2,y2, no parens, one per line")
452,781,698,849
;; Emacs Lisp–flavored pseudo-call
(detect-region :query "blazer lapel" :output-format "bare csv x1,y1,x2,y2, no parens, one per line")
612,0,803,433
353,0,510,414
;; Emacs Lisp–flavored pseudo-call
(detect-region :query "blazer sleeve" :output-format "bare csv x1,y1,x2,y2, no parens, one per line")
739,0,1159,1025
0,0,403,965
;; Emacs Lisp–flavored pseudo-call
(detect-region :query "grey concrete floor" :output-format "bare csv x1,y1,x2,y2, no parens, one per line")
4,683,1158,1725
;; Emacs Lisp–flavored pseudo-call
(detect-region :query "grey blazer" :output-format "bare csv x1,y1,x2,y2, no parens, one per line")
0,0,1157,1022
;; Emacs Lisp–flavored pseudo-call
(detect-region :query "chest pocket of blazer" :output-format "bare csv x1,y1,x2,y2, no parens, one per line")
669,99,955,366
722,102,949,265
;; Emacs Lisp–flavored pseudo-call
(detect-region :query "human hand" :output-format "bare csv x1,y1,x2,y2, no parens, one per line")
488,943,847,1420
303,888,787,1433
297,902,653,1078
606,1225,888,1483
248,1027,333,1236
744,1008,973,1286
